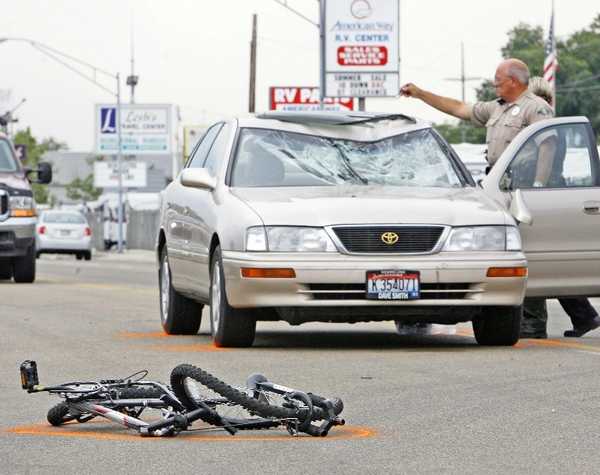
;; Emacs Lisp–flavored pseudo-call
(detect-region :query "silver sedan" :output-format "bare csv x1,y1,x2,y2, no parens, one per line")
36,210,92,260
157,112,600,347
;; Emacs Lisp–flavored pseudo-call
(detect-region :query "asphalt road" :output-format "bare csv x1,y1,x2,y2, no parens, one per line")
2,252,600,474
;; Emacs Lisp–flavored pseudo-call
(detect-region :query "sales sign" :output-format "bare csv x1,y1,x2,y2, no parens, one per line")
323,0,399,97
93,161,147,188
269,87,355,112
95,104,172,155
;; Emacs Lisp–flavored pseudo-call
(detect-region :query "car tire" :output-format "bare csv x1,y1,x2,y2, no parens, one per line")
76,254,83,260
84,251,91,261
210,246,256,347
472,305,522,346
159,246,203,335
0,261,12,280
13,243,36,283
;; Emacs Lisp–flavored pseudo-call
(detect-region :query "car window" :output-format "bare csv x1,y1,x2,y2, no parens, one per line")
203,122,231,176
186,123,223,169
502,123,599,190
0,140,18,172
231,128,463,188
42,212,87,224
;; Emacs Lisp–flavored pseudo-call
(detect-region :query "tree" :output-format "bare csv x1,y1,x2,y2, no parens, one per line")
65,174,101,202
12,128,68,204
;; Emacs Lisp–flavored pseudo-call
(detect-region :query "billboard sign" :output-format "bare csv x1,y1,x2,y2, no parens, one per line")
95,104,172,155
323,0,399,97
93,161,147,188
269,87,355,111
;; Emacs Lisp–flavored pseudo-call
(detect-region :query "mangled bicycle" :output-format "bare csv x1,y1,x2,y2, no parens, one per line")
20,361,345,437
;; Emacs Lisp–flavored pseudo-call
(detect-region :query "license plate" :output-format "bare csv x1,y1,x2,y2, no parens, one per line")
59,229,71,237
366,270,420,300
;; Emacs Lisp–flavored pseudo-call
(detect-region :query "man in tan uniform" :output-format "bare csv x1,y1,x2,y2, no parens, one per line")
399,58,553,338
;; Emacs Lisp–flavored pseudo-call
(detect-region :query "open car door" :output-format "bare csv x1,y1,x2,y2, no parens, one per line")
482,116,600,298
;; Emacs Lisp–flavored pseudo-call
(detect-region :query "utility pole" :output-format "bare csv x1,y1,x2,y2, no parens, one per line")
445,42,482,142
248,14,257,113
445,42,482,103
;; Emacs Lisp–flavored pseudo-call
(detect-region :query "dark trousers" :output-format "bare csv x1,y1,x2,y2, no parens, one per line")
521,297,598,335
559,297,599,327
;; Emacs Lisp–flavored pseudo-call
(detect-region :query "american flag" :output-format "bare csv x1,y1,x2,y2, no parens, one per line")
543,6,558,92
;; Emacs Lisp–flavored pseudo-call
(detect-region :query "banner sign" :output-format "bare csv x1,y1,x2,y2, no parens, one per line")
95,104,171,155
269,87,355,111
93,161,147,188
323,0,399,97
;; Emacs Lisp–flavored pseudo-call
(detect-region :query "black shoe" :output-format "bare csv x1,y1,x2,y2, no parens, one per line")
564,316,600,338
520,331,547,339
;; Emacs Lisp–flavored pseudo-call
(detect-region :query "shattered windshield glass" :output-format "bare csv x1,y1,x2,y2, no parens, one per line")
231,128,463,188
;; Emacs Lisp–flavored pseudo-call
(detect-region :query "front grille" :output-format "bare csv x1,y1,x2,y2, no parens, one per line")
304,283,474,300
332,226,444,253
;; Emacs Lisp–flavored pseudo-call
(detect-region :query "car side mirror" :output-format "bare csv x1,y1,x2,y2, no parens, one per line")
180,168,216,190
26,162,52,184
509,189,533,225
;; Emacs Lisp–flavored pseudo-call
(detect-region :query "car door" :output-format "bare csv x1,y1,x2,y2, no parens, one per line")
180,121,234,300
483,116,600,297
166,123,223,292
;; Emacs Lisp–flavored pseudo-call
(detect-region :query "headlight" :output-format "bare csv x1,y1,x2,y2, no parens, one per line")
443,226,521,251
10,195,36,217
246,226,337,252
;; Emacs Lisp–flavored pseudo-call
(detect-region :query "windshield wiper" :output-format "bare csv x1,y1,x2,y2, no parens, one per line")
340,113,416,126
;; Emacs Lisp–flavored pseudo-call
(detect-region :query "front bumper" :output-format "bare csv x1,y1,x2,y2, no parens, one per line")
0,217,36,257
222,250,527,312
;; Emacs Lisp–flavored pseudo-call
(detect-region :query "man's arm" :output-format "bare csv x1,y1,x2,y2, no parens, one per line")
400,83,471,120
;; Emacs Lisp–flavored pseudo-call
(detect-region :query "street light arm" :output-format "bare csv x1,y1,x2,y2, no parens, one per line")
273,0,319,28
31,43,115,96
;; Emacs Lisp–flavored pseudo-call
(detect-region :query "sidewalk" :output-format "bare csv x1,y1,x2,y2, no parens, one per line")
94,249,156,264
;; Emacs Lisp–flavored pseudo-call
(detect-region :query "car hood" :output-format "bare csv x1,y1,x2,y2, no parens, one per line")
230,186,511,227
0,171,29,192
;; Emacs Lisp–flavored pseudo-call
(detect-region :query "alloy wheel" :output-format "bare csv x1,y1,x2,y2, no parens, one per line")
160,254,170,324
211,259,222,333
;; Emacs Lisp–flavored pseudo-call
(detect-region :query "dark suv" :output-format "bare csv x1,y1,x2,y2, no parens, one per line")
0,132,52,282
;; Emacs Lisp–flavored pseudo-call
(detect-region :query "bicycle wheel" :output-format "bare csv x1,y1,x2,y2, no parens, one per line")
170,364,340,424
170,365,288,431
47,402,77,426
113,386,167,400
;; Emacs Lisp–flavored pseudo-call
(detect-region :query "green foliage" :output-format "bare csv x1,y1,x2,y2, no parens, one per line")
65,174,101,202
12,128,67,204
434,122,486,144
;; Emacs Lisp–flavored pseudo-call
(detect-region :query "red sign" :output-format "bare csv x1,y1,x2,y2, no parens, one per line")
337,45,388,66
269,87,355,111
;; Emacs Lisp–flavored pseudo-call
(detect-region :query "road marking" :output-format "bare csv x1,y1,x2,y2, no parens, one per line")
149,344,230,352
6,422,375,442
118,331,171,339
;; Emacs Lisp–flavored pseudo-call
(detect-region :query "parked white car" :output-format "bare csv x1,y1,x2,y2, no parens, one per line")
36,210,92,260
156,112,600,348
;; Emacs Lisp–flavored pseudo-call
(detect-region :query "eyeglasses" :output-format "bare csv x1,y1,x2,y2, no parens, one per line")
493,77,512,87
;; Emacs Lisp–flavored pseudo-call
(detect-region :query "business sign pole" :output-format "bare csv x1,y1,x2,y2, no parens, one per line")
116,73,124,253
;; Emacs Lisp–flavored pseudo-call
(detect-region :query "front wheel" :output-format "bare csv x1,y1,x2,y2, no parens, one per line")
159,246,203,334
13,243,36,283
473,306,522,346
47,402,77,426
210,246,256,347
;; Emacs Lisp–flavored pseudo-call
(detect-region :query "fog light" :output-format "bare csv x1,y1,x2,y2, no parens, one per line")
241,268,296,278
487,267,528,277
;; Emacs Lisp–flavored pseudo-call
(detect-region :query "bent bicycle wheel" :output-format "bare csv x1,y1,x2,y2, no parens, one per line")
171,364,296,430
170,364,340,426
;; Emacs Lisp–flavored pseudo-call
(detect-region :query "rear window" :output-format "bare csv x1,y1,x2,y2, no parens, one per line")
0,140,18,172
42,212,87,224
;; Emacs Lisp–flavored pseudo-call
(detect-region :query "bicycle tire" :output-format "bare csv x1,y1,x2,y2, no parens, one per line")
47,402,77,426
170,364,341,423
113,386,166,400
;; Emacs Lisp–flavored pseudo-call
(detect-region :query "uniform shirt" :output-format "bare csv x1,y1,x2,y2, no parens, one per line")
468,91,554,165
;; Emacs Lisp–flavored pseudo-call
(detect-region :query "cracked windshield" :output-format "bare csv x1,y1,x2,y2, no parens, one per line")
231,128,463,188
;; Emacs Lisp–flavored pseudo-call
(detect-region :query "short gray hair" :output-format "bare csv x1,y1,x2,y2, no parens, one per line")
507,61,530,85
